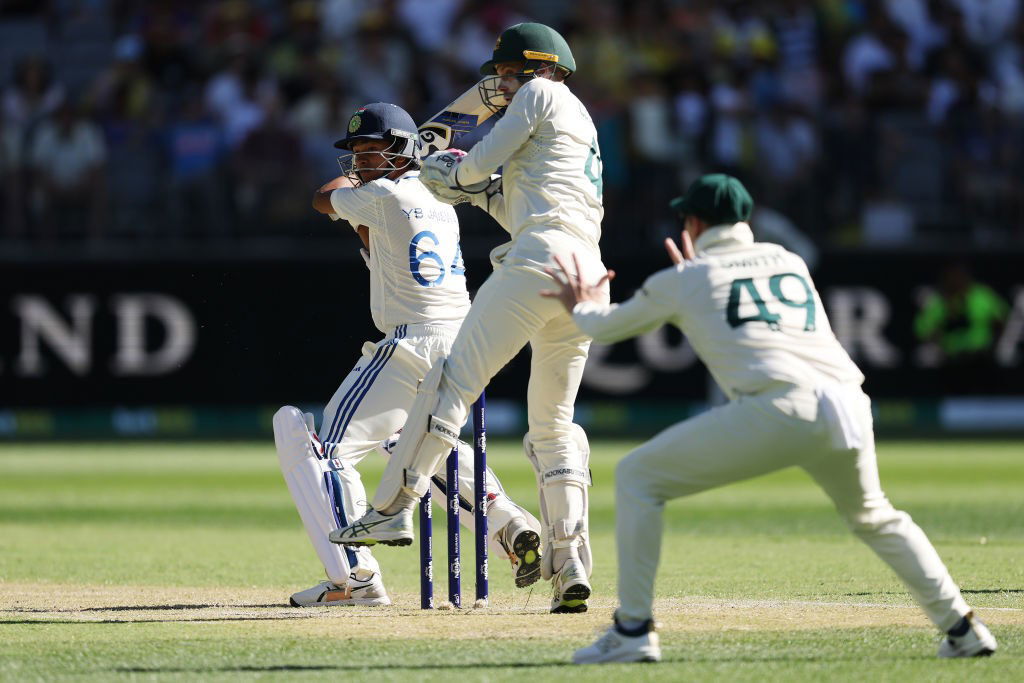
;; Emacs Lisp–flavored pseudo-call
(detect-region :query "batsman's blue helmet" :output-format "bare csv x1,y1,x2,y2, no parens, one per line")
334,102,418,158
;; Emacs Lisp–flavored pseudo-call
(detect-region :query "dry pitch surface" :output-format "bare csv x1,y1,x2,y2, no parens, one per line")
1,440,1022,680
6,583,1024,632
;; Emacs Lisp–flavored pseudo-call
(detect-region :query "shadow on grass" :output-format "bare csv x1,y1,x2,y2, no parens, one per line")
2,616,319,625
116,663,578,673
844,589,1024,597
113,653,909,674
8,604,285,613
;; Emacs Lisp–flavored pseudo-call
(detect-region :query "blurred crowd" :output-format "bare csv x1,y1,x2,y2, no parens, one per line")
1,0,1023,254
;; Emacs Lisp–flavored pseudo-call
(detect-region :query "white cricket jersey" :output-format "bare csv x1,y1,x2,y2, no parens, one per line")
330,171,470,333
572,222,864,398
456,77,604,267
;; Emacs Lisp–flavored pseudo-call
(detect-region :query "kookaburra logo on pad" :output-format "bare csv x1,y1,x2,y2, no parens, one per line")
430,419,458,440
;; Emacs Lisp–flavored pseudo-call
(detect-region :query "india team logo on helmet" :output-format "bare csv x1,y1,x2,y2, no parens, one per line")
334,103,419,186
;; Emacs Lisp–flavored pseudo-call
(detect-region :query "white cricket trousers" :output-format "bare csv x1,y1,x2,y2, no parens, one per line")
293,323,529,585
373,259,606,515
615,383,971,631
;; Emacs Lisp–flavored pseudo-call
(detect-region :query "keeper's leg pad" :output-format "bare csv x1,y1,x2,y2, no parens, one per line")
371,360,460,511
273,406,380,585
524,424,593,580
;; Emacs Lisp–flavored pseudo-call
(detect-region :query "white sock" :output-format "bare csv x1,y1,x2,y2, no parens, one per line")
552,545,578,573
379,490,418,516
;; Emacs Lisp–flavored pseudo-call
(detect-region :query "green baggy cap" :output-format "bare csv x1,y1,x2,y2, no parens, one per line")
670,174,753,225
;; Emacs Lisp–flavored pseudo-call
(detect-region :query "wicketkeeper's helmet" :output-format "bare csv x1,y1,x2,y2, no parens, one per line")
477,23,576,116
479,22,576,77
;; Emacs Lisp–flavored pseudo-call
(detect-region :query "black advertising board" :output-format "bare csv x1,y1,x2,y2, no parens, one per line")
1,251,1022,409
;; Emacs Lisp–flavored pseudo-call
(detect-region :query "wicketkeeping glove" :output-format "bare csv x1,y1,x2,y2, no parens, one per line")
420,149,499,204
420,149,465,195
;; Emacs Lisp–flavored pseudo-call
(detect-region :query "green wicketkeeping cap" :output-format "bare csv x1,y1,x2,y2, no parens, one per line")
479,22,576,76
670,174,753,225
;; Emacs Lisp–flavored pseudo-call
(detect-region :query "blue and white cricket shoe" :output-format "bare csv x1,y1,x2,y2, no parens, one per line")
329,507,415,547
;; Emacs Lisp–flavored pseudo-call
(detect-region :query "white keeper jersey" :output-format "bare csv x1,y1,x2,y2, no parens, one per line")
330,171,471,333
572,223,864,398
456,77,604,265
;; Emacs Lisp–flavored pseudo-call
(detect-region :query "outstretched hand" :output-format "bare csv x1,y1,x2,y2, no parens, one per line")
664,230,696,265
540,253,615,313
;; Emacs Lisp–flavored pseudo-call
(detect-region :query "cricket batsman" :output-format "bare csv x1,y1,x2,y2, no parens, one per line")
274,102,543,608
541,174,997,663
332,24,607,614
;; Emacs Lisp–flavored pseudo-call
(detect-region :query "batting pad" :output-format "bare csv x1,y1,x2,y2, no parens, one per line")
274,406,379,585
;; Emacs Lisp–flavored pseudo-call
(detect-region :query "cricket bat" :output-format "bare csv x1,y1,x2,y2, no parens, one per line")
417,80,501,158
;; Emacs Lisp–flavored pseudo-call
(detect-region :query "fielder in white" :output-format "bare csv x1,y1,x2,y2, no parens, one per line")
275,102,542,608
543,174,998,663
332,23,607,613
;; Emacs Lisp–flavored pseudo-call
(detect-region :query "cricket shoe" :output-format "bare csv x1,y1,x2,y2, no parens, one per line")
572,617,661,664
289,572,391,607
938,612,997,658
550,557,591,613
499,516,542,588
329,507,414,547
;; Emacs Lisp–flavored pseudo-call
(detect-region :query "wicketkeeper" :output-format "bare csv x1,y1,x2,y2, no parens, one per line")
332,23,607,614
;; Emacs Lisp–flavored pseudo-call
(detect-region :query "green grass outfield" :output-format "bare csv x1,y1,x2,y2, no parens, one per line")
1,439,1022,681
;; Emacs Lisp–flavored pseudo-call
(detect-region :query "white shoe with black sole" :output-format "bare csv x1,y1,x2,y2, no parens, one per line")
550,557,591,613
500,517,542,588
938,612,997,658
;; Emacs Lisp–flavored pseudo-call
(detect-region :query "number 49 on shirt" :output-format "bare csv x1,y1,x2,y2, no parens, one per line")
726,273,816,332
